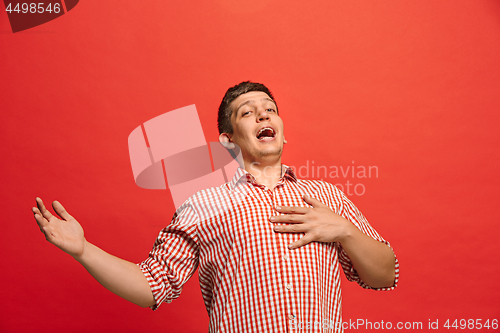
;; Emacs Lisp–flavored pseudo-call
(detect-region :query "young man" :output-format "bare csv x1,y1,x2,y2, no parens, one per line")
33,81,398,332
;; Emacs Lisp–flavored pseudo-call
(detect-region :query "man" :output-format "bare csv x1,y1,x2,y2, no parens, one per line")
33,81,398,332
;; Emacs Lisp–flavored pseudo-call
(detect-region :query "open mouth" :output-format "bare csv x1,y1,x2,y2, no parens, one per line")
256,127,276,141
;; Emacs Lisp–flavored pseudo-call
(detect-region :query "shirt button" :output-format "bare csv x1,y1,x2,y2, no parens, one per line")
283,254,290,261
288,314,296,320
285,283,292,290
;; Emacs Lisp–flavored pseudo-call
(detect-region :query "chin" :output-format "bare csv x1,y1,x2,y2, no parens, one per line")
258,147,283,158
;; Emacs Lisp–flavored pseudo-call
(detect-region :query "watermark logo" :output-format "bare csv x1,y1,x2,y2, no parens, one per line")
128,105,244,211
289,160,379,196
3,1,79,33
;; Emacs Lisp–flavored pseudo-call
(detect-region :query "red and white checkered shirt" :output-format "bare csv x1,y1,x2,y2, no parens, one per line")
139,166,399,332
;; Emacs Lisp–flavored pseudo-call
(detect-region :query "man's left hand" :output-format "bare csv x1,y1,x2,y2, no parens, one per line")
270,194,356,249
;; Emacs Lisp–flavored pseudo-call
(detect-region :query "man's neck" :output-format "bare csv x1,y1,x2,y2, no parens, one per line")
244,160,283,190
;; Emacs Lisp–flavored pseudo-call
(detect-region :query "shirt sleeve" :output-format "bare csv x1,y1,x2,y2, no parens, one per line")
334,187,399,291
138,201,200,310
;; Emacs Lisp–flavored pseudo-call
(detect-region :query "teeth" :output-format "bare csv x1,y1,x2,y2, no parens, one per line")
258,127,275,136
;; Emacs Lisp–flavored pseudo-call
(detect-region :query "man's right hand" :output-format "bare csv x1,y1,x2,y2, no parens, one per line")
32,198,85,258
32,197,155,308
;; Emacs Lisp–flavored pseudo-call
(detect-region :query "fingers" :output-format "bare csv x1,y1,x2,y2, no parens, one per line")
273,223,307,233
52,201,72,221
36,197,55,221
32,206,41,216
33,198,46,222
273,194,324,215
270,214,303,223
275,205,309,214
33,210,47,233
289,234,314,250
302,194,324,207
273,222,312,250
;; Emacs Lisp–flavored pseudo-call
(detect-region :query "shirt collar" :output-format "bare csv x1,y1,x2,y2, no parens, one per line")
228,164,297,190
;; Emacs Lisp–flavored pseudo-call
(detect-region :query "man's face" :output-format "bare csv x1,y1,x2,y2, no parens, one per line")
225,91,285,165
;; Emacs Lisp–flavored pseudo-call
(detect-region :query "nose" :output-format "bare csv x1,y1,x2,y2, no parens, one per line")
256,108,270,122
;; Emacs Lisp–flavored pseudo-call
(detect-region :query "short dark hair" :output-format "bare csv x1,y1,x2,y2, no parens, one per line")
217,81,277,134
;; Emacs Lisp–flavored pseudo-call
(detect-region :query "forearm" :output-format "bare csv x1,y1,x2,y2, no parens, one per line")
340,226,396,289
74,241,155,308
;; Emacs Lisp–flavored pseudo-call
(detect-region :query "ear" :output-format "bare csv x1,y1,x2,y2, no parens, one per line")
219,133,235,149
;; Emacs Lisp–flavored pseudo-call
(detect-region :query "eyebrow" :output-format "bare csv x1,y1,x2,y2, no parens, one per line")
235,98,277,115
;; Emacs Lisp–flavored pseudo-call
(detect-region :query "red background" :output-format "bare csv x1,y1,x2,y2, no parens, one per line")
1,1,499,332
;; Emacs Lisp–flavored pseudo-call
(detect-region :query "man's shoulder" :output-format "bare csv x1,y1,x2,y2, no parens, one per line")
293,177,347,206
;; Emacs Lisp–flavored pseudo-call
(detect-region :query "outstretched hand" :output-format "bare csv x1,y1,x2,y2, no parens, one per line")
32,198,85,258
270,194,356,250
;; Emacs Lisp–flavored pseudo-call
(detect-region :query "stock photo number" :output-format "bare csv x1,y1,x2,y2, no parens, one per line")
5,2,61,14
3,1,79,33
443,319,498,330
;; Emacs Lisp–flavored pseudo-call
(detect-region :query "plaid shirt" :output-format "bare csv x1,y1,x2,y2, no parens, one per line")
139,166,399,332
